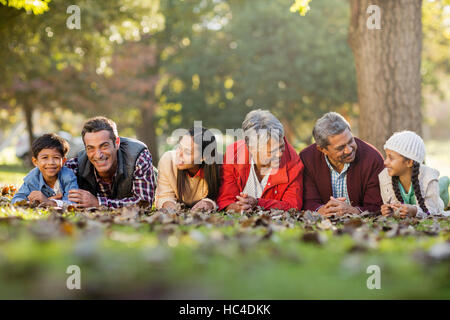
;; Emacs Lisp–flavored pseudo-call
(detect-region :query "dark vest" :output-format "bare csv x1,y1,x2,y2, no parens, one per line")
77,137,148,200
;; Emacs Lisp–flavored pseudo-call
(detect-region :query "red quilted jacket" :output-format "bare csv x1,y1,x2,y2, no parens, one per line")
217,138,304,211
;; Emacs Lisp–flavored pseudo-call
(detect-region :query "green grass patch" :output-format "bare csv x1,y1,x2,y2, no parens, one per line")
0,206,448,299
0,164,28,185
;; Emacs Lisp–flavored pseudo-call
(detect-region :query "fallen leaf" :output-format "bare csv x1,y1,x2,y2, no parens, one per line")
317,218,336,230
301,232,325,245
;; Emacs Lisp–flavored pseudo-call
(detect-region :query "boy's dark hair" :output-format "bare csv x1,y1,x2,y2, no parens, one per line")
81,116,118,144
32,133,70,158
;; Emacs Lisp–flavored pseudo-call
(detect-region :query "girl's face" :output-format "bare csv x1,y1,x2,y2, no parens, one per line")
384,149,413,176
175,135,202,170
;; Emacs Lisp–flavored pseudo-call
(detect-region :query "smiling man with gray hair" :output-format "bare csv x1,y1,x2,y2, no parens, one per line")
299,112,384,215
217,109,304,212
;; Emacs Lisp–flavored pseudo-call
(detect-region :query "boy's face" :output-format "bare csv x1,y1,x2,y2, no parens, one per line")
32,148,66,179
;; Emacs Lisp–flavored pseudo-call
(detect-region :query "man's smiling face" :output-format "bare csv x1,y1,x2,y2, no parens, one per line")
318,128,358,166
83,130,119,177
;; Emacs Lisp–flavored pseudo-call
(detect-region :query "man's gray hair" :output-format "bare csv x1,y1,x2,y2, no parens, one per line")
312,112,351,148
242,109,284,147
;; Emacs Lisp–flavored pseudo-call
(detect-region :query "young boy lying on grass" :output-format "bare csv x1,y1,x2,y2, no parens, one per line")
11,133,78,207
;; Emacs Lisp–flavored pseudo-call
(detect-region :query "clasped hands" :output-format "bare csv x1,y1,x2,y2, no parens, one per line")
381,203,417,218
68,189,99,208
162,198,215,212
27,191,62,206
317,196,360,216
27,189,100,208
227,193,258,213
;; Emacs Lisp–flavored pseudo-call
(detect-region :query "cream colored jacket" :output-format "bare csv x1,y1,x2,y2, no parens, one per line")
155,150,217,209
378,166,445,218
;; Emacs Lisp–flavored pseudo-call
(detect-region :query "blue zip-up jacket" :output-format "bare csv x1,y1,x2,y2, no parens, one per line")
11,166,78,205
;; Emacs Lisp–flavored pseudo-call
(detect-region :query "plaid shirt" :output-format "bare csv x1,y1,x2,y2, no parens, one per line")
65,149,156,208
325,155,351,204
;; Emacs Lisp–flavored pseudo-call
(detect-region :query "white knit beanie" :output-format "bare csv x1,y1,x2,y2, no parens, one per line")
384,131,425,164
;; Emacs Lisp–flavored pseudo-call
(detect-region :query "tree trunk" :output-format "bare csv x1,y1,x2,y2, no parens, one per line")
137,103,159,165
23,102,34,166
348,0,423,154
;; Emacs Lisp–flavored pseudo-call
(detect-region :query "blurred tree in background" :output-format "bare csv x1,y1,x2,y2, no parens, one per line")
292,0,450,153
162,0,357,146
0,0,162,159
0,0,50,15
93,0,217,162
0,0,448,164
348,0,423,154
422,0,450,92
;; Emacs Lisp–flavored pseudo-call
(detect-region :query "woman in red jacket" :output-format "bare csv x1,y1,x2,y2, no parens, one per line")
217,109,304,212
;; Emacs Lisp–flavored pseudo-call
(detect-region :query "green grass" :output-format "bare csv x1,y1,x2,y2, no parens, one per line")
0,164,28,185
0,206,448,299
0,141,449,299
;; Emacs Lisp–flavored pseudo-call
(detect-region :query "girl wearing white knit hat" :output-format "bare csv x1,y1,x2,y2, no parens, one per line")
378,130,446,218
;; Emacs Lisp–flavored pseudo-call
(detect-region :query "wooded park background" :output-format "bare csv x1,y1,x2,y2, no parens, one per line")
0,0,449,300
0,0,449,167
